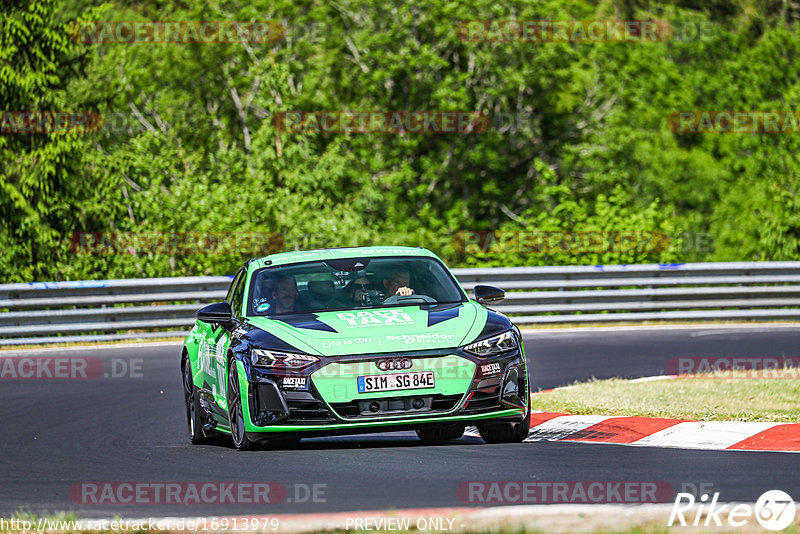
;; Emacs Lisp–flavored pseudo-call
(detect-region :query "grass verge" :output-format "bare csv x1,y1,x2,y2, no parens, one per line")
520,320,800,330
531,372,800,422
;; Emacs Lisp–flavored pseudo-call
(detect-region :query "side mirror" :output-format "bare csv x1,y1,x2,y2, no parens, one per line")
197,301,233,328
474,285,505,305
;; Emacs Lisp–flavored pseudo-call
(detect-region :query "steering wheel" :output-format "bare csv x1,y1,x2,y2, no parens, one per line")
382,294,437,305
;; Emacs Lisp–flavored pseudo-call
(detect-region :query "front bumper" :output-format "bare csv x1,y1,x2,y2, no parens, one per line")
237,348,528,437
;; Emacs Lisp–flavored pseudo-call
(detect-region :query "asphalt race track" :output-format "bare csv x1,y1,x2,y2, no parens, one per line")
2,325,800,518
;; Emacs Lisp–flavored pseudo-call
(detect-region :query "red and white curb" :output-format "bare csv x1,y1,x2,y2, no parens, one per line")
468,373,800,453
467,411,800,452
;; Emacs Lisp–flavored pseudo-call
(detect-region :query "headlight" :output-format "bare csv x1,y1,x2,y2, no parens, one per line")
250,349,319,369
463,330,517,357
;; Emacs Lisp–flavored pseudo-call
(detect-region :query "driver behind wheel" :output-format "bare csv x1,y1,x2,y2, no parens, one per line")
382,269,414,298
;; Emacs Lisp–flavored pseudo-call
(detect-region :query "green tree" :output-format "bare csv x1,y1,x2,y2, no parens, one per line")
0,0,99,281
4,0,799,282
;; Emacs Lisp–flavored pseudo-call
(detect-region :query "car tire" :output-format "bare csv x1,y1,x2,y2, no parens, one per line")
227,360,256,451
183,357,210,445
416,424,465,443
477,408,531,444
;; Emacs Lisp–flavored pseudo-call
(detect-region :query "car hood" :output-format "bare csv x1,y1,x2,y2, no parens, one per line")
245,302,489,356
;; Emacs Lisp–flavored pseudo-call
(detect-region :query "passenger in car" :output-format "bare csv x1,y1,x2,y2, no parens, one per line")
344,276,372,306
271,275,300,313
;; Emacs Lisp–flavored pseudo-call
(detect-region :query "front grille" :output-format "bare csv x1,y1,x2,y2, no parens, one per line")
462,376,502,414
330,393,462,419
284,390,336,424
250,381,336,425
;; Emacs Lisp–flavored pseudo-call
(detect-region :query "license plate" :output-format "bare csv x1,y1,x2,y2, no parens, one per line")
357,371,435,393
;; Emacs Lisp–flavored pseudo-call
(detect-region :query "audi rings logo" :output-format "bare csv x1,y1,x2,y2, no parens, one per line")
375,358,412,371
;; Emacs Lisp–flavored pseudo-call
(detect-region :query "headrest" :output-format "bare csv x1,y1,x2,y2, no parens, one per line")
307,280,335,297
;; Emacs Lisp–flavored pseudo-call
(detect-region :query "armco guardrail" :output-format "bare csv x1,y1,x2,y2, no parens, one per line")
2,262,800,345
0,276,232,346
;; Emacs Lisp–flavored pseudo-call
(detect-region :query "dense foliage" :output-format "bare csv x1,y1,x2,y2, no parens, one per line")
1,0,799,281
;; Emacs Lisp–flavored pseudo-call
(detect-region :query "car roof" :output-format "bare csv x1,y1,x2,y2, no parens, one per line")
251,246,439,269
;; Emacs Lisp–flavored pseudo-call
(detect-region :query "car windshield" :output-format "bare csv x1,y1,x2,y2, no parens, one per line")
246,256,466,316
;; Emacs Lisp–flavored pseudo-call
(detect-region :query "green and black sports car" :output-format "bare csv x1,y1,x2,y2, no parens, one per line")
181,246,530,450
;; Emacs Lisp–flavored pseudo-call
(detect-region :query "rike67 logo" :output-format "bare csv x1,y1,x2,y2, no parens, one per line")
669,490,796,531
336,310,414,328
